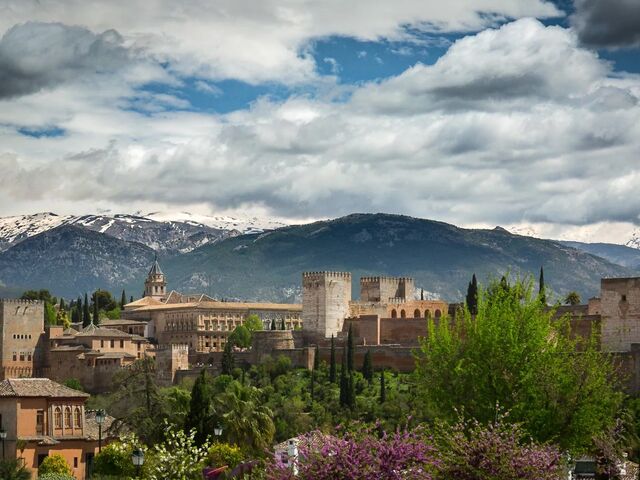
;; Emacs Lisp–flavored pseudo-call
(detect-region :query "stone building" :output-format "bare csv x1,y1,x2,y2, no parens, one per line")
0,299,46,379
122,261,303,353
144,259,167,301
0,378,114,479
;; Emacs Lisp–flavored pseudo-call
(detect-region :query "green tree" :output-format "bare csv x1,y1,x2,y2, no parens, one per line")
270,318,276,330
379,370,386,404
218,383,275,454
59,297,65,310
20,289,52,302
120,289,127,309
466,273,478,315
221,340,234,375
313,344,320,371
148,424,210,480
229,325,251,349
539,266,546,305
416,277,623,451
93,297,100,325
206,442,244,469
329,335,336,383
565,291,581,306
92,440,138,478
362,349,373,383
38,454,72,476
244,314,263,333
347,324,354,372
44,302,56,325
63,378,84,392
83,293,91,327
56,308,70,328
0,459,30,480
185,369,214,446
92,289,117,313
339,345,349,407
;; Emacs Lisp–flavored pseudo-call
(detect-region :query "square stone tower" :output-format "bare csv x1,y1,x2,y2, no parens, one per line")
600,277,640,352
360,276,415,302
302,272,352,338
0,299,45,379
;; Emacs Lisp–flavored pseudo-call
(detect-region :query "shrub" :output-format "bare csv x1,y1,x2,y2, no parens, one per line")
37,474,75,480
207,442,244,469
38,454,72,477
93,441,137,477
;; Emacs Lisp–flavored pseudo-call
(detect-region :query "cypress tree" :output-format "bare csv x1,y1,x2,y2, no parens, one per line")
280,318,286,330
82,293,91,327
362,350,373,383
221,340,234,375
329,335,336,383
379,370,386,404
347,372,355,408
347,324,354,372
313,344,320,371
466,273,478,315
59,298,65,310
339,344,348,407
92,295,99,325
185,369,212,446
270,318,276,330
539,267,546,305
120,289,126,309
310,369,315,401
130,296,134,303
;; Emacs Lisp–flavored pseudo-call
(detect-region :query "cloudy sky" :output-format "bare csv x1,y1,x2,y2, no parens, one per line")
1,0,640,243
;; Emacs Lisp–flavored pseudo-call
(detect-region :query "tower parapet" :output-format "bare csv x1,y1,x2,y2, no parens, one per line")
360,276,415,302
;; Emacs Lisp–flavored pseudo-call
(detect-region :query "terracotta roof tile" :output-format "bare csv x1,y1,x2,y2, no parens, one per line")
0,378,89,398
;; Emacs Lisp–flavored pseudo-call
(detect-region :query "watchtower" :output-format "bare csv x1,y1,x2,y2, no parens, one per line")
144,259,167,301
302,272,352,338
360,276,415,303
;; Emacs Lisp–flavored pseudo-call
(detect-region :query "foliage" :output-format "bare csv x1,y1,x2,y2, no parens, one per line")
38,454,72,476
221,341,235,375
416,277,623,452
92,289,117,312
230,325,252,349
45,302,57,325
0,459,30,480
105,307,121,320
466,273,478,315
147,423,210,480
329,335,336,383
564,291,581,306
120,289,127,309
93,441,137,477
185,369,214,445
347,325,354,372
37,474,75,480
21,289,53,302
55,308,71,328
435,412,565,480
244,314,263,333
206,442,244,469
83,292,91,327
539,267,546,304
362,350,373,383
63,378,84,391
265,425,439,480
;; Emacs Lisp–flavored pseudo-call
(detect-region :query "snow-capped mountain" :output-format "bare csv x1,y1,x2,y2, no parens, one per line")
0,211,288,254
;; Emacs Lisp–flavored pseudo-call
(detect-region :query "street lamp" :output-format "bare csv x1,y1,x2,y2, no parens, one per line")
132,447,144,477
213,425,223,439
95,409,106,453
0,429,6,459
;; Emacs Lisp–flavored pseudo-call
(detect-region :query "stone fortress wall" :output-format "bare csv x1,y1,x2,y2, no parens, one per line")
0,299,45,379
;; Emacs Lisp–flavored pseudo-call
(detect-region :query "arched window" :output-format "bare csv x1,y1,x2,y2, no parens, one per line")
413,309,420,318
391,309,397,319
435,309,442,318
74,407,82,428
425,310,431,319
64,407,72,428
400,309,406,319
54,407,62,428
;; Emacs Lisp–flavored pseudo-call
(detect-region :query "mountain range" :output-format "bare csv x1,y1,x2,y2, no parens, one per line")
0,212,636,303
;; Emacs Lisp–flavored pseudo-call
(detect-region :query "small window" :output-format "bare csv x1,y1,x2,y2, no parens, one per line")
622,294,627,302
110,340,114,348
74,457,78,468
120,340,124,348
435,309,442,318
64,407,72,427
400,309,406,319
19,353,24,362
414,309,421,318
100,340,104,348
391,309,397,319
54,407,62,428
74,407,82,428
12,354,16,362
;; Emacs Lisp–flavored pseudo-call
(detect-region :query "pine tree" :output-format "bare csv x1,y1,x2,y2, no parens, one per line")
347,324,354,372
270,318,276,330
92,296,99,325
539,267,546,305
362,350,373,383
329,334,336,383
466,273,478,315
120,289,126,309
379,370,386,404
59,298,65,310
185,369,213,445
339,344,348,407
280,318,286,330
82,293,91,327
221,340,234,375
130,296,134,303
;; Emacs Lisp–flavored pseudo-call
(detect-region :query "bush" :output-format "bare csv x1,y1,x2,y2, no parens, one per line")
37,474,75,480
93,440,138,477
38,454,72,477
207,442,244,469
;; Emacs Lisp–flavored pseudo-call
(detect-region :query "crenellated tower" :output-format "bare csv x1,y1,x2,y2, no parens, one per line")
302,272,352,338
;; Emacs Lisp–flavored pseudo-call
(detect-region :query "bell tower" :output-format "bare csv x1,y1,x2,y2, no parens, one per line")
144,258,167,301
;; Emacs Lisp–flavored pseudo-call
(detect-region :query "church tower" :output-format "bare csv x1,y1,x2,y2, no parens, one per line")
144,259,167,302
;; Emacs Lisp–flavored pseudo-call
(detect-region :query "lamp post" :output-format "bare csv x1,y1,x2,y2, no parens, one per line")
95,409,106,453
213,425,223,441
0,429,6,459
132,447,144,477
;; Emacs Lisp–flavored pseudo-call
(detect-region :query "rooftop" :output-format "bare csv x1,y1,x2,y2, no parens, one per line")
0,378,89,398
76,323,132,338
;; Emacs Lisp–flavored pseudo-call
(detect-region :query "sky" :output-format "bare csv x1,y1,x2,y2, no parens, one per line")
1,0,640,243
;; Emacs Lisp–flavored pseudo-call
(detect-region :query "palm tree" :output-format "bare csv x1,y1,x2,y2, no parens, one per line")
0,459,30,480
217,383,275,453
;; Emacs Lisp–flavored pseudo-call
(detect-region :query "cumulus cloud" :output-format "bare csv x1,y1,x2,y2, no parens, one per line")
571,0,640,48
2,18,640,243
0,22,134,99
0,0,561,86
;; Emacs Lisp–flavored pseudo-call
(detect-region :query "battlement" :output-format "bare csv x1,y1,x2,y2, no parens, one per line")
156,343,189,352
303,271,352,279
0,299,43,305
360,276,413,284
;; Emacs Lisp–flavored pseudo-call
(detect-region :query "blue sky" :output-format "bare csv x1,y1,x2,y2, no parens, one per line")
2,0,640,244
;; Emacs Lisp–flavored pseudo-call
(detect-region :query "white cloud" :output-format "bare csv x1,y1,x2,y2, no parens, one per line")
3,17,640,245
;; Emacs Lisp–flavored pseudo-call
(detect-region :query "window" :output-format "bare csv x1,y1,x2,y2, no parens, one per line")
120,340,124,348
19,353,24,362
74,407,82,428
74,457,78,468
435,309,442,318
391,309,397,319
622,294,627,302
12,353,16,361
414,309,421,318
100,340,104,348
36,410,44,434
54,407,62,428
400,309,406,319
64,407,72,428
110,340,114,348
425,310,431,319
